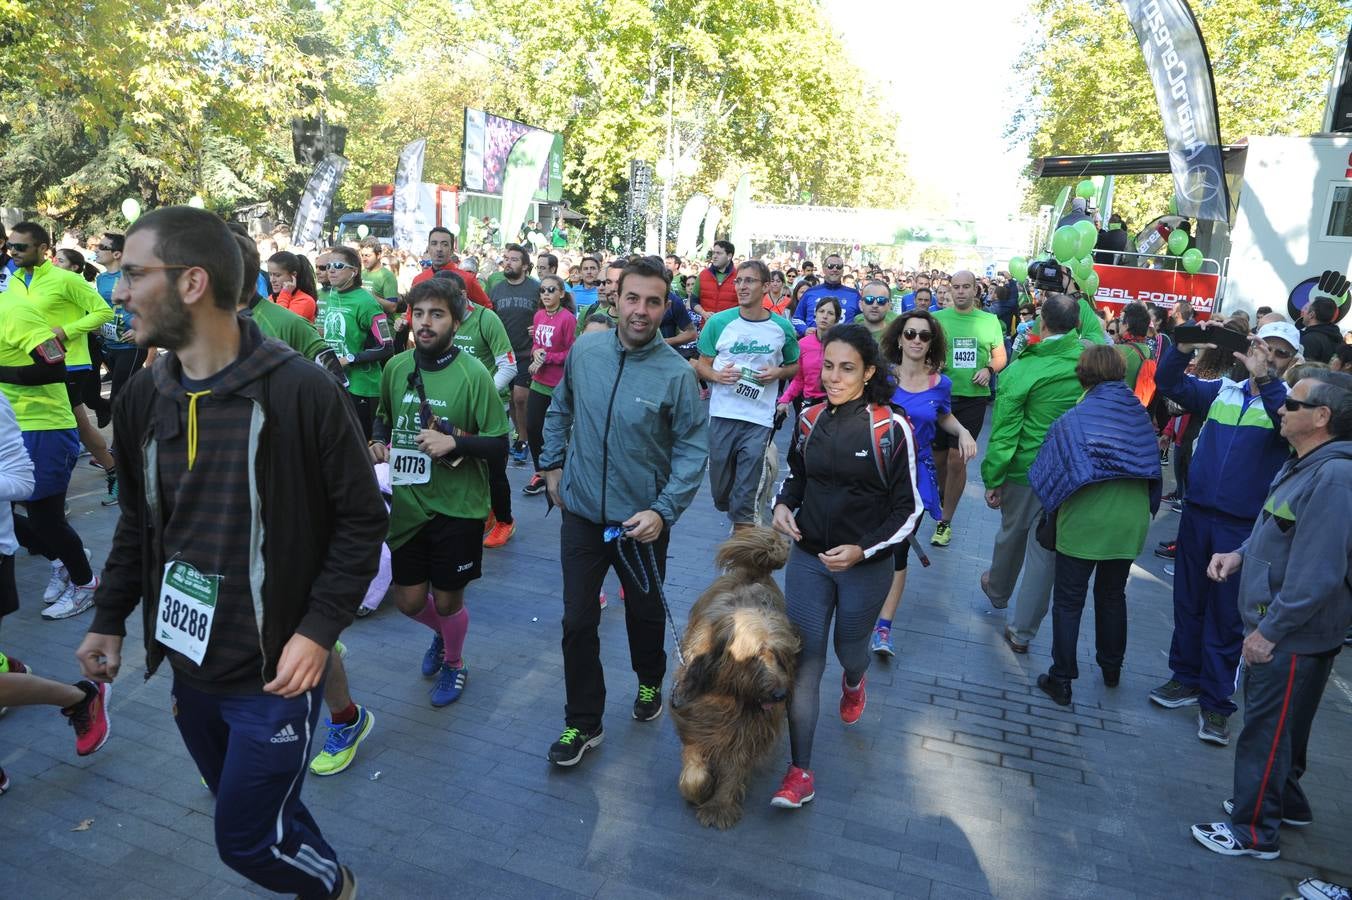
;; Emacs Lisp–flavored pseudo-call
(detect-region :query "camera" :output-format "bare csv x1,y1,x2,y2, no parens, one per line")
1028,259,1067,293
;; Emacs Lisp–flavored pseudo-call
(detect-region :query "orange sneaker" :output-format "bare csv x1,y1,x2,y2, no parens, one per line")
483,512,497,536
484,521,516,548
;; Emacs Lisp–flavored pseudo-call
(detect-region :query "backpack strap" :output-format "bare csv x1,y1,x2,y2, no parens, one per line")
869,403,894,485
797,402,827,452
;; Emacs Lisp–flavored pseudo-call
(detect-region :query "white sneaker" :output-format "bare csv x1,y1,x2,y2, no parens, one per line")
42,577,99,620
42,562,70,603
41,550,91,604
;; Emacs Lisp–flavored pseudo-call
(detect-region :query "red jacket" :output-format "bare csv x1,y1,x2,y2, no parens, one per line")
411,263,492,309
697,265,738,314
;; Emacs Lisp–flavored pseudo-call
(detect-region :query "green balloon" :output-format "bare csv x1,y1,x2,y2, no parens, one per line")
1167,228,1189,256
1074,219,1098,257
1052,225,1079,263
1071,256,1094,284
1008,256,1028,282
1076,179,1096,200
1080,271,1100,296
1181,247,1204,275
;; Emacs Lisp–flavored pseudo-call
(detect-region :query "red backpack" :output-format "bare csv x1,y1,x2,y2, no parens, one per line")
797,402,896,484
1125,342,1158,407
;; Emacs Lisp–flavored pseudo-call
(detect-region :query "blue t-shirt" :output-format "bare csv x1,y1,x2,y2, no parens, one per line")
572,286,599,310
792,283,862,335
890,373,952,519
95,270,137,351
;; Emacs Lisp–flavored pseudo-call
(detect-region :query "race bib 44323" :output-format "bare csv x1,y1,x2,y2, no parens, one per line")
952,337,978,369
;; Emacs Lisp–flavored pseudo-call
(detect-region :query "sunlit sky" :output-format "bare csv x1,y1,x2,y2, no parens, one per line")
824,0,1036,228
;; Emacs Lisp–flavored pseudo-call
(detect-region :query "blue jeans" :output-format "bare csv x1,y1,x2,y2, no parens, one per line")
172,675,338,898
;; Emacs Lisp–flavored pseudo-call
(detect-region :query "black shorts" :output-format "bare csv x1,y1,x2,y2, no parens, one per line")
64,370,96,408
390,515,484,592
511,363,532,390
933,394,988,451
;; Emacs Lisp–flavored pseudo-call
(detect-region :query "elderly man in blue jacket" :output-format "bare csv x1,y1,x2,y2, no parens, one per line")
1189,370,1352,863
1148,321,1297,747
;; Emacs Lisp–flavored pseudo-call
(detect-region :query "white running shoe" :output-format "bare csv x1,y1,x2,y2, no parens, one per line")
43,576,99,620
42,550,91,604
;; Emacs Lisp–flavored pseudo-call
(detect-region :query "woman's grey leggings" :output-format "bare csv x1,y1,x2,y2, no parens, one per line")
784,545,894,768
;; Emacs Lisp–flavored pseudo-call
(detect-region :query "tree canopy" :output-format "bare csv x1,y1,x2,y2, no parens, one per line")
1015,0,1349,227
0,0,910,242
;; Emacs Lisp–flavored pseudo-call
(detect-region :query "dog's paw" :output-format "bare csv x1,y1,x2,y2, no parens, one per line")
695,802,743,830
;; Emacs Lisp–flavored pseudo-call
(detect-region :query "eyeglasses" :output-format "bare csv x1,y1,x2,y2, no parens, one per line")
121,264,192,285
4,242,30,253
732,277,763,285
902,329,933,343
861,296,889,305
1283,397,1324,412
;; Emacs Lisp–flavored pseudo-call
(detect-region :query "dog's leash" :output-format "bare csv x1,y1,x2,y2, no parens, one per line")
605,526,686,668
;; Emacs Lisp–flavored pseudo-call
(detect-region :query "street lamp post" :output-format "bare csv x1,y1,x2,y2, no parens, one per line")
658,48,676,254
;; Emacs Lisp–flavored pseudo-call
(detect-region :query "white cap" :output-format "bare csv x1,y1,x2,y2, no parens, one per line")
1256,321,1301,351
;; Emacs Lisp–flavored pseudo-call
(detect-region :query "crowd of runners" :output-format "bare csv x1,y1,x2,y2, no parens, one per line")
0,209,1349,900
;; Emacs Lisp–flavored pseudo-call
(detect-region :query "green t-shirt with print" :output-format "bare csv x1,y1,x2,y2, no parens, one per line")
365,267,399,301
321,287,387,398
452,305,514,374
377,349,511,549
933,306,1004,398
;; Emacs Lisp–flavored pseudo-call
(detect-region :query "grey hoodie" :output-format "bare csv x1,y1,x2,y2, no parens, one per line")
540,328,708,526
1237,440,1352,655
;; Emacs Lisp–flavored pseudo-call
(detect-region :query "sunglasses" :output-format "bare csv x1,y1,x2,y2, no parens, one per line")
317,262,353,272
96,244,117,252
540,285,561,294
1270,346,1294,359
861,297,889,305
823,263,844,270
4,242,30,253
902,329,933,343
1283,397,1324,412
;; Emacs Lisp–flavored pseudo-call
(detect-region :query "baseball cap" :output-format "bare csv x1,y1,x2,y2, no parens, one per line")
1256,321,1301,350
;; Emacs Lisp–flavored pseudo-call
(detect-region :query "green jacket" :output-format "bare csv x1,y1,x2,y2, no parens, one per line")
247,298,327,360
540,329,708,526
2,260,112,368
981,334,1085,488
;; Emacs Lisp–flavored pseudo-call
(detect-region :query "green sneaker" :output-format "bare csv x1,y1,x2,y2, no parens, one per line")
309,706,375,776
931,521,953,547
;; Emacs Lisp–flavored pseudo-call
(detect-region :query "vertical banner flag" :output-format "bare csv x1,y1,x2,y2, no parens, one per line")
392,138,427,250
498,130,557,249
294,154,348,247
675,195,711,257
1119,0,1230,222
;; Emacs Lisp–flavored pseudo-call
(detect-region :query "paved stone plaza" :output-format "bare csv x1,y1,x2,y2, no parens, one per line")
2,427,1349,899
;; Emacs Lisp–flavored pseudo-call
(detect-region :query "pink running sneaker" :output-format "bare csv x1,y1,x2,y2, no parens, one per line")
770,765,815,809
840,673,867,725
64,681,112,757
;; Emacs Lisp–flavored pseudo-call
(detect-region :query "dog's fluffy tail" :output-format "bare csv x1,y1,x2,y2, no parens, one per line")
715,527,790,579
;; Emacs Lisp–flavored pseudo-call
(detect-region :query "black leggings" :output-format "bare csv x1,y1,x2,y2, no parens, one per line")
349,394,376,442
526,388,551,470
14,495,93,585
488,451,513,525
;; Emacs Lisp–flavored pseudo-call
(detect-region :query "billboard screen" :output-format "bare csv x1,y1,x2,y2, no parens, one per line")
462,108,563,201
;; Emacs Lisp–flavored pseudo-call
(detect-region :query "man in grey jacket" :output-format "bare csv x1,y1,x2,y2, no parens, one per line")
539,256,708,767
1190,370,1352,861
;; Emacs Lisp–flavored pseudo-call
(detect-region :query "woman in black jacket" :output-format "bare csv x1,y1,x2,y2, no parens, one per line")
770,324,922,810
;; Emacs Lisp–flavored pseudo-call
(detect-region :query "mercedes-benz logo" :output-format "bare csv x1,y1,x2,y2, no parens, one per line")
1180,164,1223,205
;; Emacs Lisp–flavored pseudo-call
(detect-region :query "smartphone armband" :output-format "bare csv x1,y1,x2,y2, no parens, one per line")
34,337,66,364
371,314,392,346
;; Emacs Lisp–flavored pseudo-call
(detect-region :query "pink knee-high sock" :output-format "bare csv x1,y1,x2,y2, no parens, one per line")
439,607,469,669
409,594,442,633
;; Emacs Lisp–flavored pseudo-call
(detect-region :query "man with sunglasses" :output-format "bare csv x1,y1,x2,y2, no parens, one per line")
857,280,895,342
1189,370,1352,863
792,253,861,336
1149,321,1299,747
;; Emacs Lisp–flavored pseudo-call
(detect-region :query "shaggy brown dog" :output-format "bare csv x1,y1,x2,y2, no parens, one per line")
671,527,798,829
